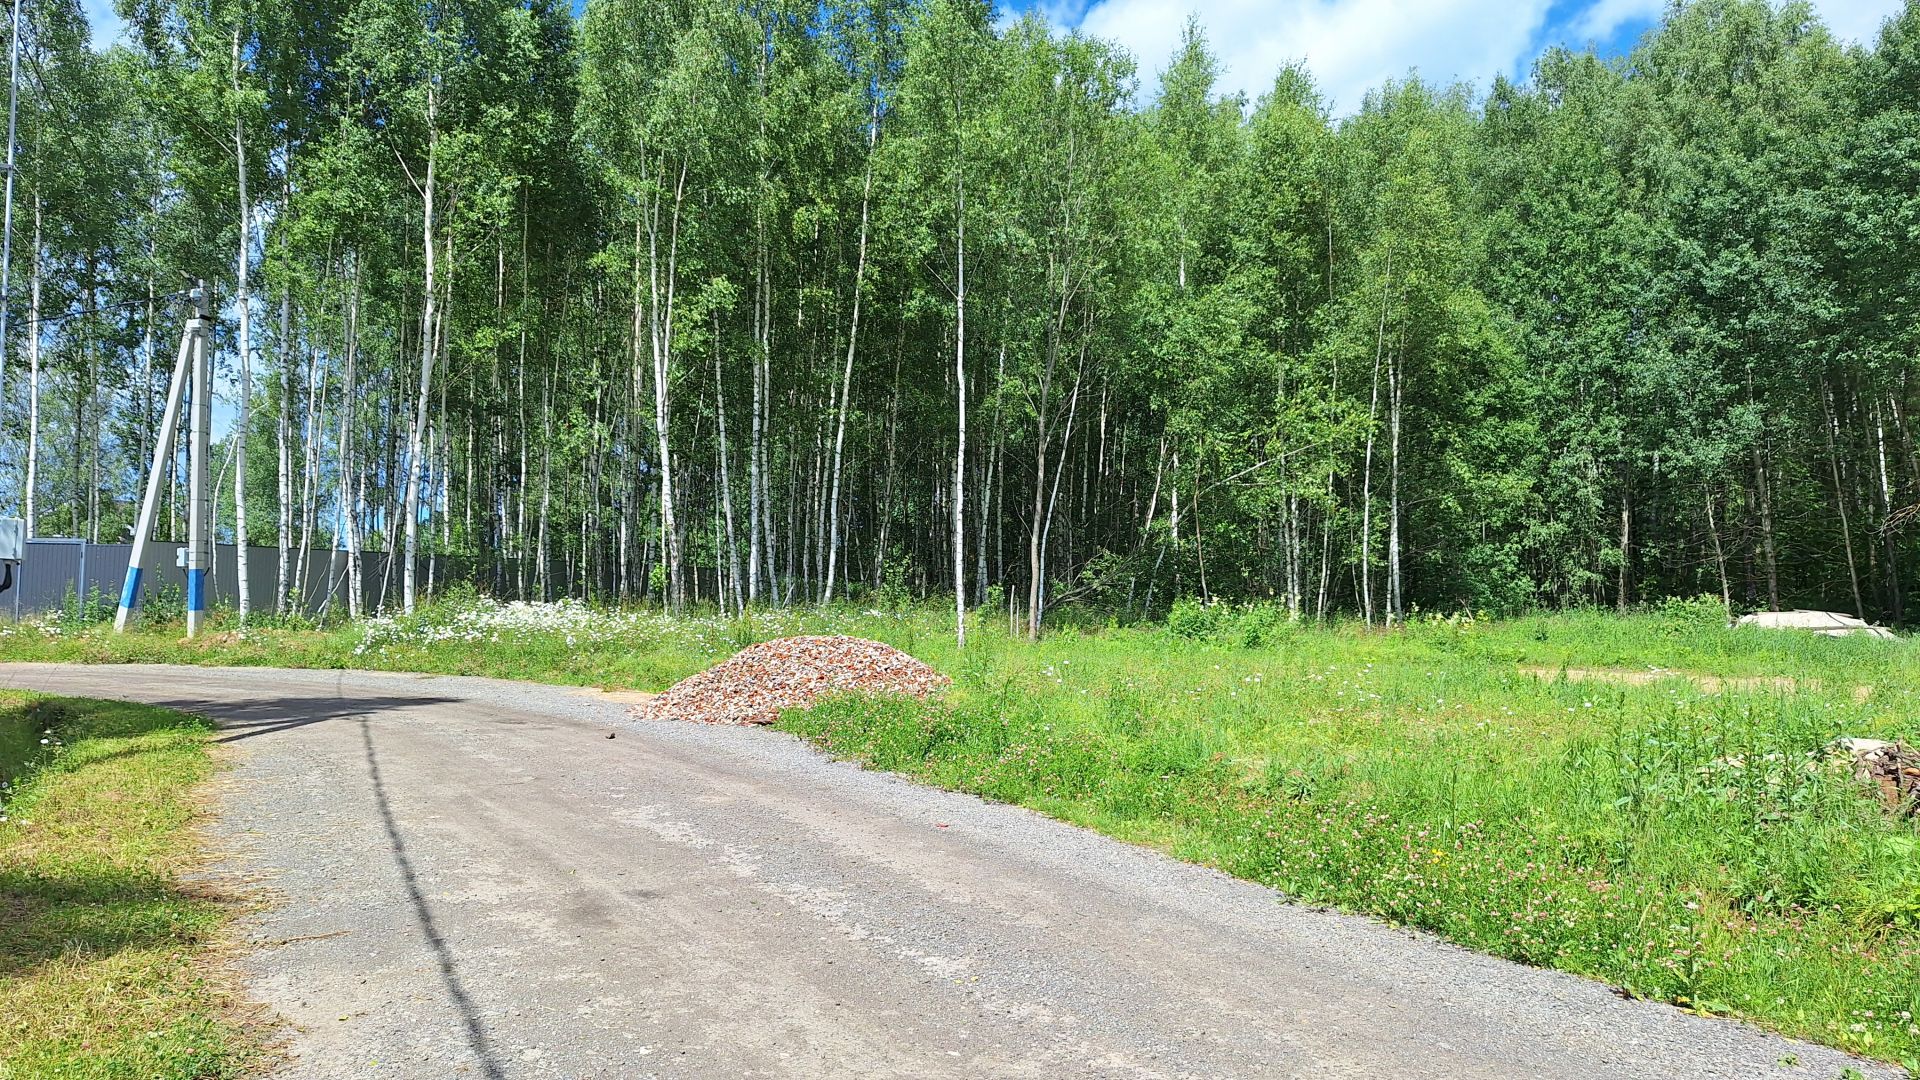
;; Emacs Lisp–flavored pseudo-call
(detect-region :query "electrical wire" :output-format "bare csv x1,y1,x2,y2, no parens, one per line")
18,288,197,328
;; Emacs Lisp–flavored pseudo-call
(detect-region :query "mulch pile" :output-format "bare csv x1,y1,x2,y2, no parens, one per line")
637,635,950,726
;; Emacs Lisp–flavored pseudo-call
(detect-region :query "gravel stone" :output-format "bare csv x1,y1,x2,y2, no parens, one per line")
636,635,949,725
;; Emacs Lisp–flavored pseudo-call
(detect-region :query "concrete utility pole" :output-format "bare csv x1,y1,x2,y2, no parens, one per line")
114,282,213,636
0,0,21,501
185,283,212,636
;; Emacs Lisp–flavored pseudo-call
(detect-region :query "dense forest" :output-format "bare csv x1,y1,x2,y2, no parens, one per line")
3,0,1918,634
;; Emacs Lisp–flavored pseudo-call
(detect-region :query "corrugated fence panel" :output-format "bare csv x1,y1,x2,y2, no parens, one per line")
3,540,670,619
11,540,82,617
6,538,415,620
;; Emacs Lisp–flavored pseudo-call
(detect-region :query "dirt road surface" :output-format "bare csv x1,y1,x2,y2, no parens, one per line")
0,664,1893,1079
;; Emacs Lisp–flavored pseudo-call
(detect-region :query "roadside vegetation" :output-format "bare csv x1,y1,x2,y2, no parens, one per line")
782,599,1920,1072
0,693,256,1078
0,588,916,688
6,593,1920,1069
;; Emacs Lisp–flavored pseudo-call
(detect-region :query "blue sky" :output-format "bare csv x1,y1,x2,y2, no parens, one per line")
1002,0,1905,111
80,0,1907,111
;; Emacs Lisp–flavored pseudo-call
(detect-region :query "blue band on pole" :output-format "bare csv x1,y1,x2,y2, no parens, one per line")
119,567,143,610
186,568,206,612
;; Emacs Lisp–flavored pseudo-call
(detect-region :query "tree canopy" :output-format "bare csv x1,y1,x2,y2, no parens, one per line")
4,0,1919,633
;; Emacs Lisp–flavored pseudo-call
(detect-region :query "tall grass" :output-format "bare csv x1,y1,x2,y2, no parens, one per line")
782,605,1920,1069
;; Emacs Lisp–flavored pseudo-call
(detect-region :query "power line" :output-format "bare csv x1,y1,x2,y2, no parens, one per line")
18,289,198,328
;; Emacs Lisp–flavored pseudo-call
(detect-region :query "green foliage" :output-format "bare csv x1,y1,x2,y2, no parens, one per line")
142,582,186,628
1657,594,1732,636
11,0,1920,643
1168,598,1296,648
56,585,115,630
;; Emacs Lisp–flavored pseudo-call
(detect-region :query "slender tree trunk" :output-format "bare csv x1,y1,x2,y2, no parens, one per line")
748,243,765,604
714,311,743,614
295,321,325,605
1033,363,1084,638
232,25,253,622
873,341,902,589
1754,440,1780,611
537,371,553,600
1705,482,1731,611
1026,337,1058,641
1823,382,1864,618
1875,402,1903,622
980,345,1004,608
951,171,968,648
1386,350,1403,625
338,269,361,619
401,92,438,613
1359,256,1390,627
23,194,38,536
1616,472,1632,613
276,288,293,613
646,156,689,609
823,115,876,605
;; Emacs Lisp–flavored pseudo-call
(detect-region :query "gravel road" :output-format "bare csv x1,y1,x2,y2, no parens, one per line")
0,663,1895,1080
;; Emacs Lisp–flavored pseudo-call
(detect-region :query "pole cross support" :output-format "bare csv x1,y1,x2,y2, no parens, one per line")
114,281,215,636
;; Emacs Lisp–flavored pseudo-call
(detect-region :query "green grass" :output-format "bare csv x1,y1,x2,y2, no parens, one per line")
0,693,256,1079
777,603,1920,1071
9,594,1920,1068
0,596,896,690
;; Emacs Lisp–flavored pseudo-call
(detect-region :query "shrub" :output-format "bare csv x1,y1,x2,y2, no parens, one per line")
1657,594,1731,637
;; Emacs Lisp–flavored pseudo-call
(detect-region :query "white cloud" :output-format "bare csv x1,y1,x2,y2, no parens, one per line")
1078,0,1555,113
1566,0,1662,45
1070,0,1910,115
1815,0,1903,45
1563,0,1905,52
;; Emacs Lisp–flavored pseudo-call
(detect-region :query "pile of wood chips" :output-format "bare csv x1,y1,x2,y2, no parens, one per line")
637,634,950,726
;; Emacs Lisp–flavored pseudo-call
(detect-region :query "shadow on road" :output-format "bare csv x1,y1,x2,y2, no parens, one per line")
141,694,462,744
357,715,507,1080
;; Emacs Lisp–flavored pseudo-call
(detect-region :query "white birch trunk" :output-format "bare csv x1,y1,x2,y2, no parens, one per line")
276,290,292,613
951,175,967,648
646,155,688,610
823,113,876,604
1359,254,1391,627
401,91,437,613
1386,350,1402,626
23,194,37,536
232,25,253,621
337,272,360,619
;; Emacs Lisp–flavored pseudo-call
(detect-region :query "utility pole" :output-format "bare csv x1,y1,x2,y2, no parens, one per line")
0,0,21,508
115,283,213,636
185,283,212,636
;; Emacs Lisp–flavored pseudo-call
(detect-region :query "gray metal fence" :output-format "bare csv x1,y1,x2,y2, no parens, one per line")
8,537,401,620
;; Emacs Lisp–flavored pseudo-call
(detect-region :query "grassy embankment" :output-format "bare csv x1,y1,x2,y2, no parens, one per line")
5,594,1920,1069
0,693,256,1078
